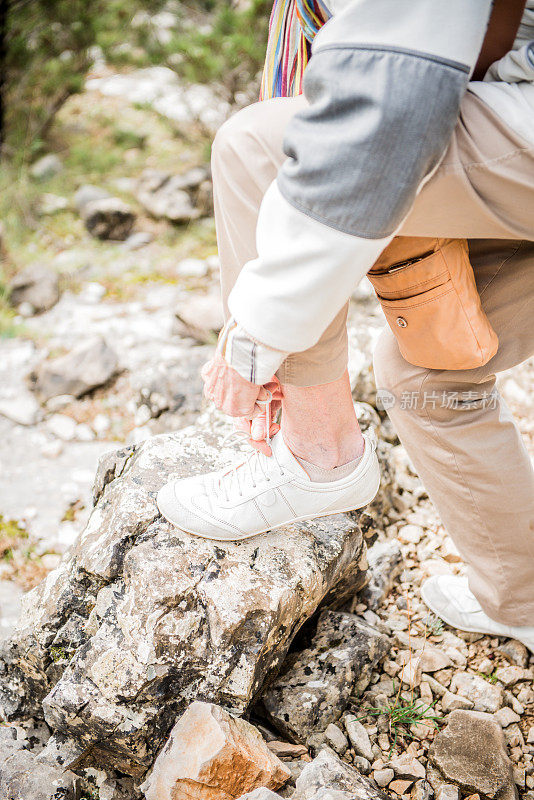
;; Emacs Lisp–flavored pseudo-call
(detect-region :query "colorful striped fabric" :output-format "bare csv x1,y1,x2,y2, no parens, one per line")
260,0,331,99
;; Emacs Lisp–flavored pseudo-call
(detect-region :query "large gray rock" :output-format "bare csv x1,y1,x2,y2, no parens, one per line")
9,264,60,313
28,335,119,402
293,749,389,800
428,710,518,800
0,411,391,778
261,609,390,744
0,725,77,800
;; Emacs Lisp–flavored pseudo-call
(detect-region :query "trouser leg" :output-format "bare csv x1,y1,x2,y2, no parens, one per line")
374,239,534,625
211,95,348,386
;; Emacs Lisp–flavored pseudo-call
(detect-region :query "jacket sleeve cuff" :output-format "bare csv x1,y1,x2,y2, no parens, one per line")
218,317,288,385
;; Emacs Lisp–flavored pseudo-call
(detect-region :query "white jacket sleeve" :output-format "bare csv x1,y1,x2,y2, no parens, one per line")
225,0,492,380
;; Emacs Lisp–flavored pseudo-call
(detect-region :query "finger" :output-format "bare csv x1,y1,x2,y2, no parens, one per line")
251,416,266,441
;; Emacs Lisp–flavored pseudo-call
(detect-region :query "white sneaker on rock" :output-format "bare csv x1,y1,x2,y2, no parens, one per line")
421,574,534,653
157,431,380,542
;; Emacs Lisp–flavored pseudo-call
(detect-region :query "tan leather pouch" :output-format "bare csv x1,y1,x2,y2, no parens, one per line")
367,237,499,370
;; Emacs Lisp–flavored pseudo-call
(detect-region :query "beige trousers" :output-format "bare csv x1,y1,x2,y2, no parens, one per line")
211,91,534,625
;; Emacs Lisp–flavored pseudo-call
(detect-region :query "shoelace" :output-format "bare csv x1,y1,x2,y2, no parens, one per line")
214,391,285,503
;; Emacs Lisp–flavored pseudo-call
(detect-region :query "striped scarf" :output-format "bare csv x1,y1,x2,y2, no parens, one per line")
260,0,331,99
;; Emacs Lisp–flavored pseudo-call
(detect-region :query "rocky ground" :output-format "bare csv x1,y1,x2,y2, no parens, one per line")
0,65,533,800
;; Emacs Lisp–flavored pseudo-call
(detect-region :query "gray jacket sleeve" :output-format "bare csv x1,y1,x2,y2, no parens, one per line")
226,0,492,378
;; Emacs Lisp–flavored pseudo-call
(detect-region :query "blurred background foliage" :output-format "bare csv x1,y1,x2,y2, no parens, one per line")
3,0,271,163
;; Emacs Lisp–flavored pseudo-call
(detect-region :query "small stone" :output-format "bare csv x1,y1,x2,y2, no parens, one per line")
440,690,474,713
30,153,63,180
390,778,414,795
39,193,69,215
384,660,401,677
176,258,209,278
81,196,136,240
450,672,503,713
74,184,110,212
75,423,95,441
436,787,459,800
388,755,426,780
496,640,529,668
494,707,521,728
40,439,63,458
400,657,422,687
0,394,41,426
344,715,374,762
293,748,388,799
46,413,77,441
266,741,308,759
420,682,433,705
123,231,154,250
358,540,403,611
495,665,533,687
398,524,423,545
527,727,534,744
411,779,433,800
353,756,370,774
378,734,390,751
325,724,348,756
513,767,526,788
477,658,493,675
373,768,394,787
140,701,290,800
9,263,60,313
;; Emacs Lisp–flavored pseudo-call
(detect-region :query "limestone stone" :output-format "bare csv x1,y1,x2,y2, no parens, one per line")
9,263,60,313
0,412,382,777
262,610,390,744
390,779,414,794
30,153,63,180
496,640,530,668
373,768,394,788
140,701,290,800
450,672,503,713
494,707,521,728
324,724,348,755
81,197,136,240
428,710,518,800
28,335,119,402
495,665,533,687
357,540,403,611
344,715,374,762
0,725,77,800
292,748,389,799
136,167,206,222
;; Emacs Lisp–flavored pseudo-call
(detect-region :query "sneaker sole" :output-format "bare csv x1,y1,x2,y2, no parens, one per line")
158,477,381,543
421,583,510,638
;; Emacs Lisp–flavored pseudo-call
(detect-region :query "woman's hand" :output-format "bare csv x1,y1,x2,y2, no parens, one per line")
201,356,281,455
201,353,261,418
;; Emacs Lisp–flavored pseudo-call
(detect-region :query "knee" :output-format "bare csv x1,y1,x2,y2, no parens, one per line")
211,103,265,176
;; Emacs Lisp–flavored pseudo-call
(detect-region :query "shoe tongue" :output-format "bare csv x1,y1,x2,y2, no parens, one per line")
270,433,310,479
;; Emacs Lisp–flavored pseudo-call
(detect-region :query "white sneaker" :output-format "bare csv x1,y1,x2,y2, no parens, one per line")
157,431,380,542
421,575,534,653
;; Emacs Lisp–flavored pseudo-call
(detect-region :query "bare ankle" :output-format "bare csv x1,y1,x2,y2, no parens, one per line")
281,428,364,470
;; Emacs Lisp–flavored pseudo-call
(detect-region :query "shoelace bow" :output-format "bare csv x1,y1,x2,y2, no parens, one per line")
214,391,285,502
214,431,286,502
